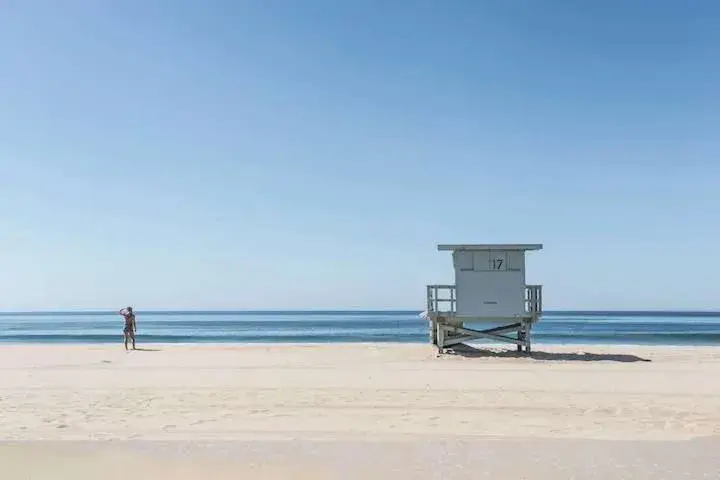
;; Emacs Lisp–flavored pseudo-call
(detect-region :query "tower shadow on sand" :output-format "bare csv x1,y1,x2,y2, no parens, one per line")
444,344,652,363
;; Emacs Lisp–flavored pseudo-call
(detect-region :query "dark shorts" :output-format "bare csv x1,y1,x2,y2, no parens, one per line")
123,327,134,336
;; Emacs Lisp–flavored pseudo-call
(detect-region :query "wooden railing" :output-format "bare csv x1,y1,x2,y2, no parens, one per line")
525,284,542,316
426,284,543,317
426,284,456,315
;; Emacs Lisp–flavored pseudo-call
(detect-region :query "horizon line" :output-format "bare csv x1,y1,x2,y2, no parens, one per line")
1,309,719,316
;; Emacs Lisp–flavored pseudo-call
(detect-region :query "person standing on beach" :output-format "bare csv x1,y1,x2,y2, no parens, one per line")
119,307,136,350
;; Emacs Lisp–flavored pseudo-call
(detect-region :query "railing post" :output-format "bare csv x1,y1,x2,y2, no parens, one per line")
426,286,431,314
538,285,543,314
530,286,536,314
524,286,529,313
450,286,455,315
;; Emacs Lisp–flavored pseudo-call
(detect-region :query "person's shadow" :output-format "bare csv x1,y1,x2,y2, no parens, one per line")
444,344,652,362
132,347,162,352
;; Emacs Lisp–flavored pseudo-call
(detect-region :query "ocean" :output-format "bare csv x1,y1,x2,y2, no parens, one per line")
1,311,720,345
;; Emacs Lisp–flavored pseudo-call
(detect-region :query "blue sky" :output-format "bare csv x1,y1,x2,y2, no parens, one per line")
1,0,718,311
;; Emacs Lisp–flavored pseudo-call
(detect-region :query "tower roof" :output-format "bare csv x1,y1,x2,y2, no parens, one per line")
437,244,543,252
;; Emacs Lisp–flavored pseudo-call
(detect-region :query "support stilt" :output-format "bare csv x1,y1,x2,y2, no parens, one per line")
432,319,534,352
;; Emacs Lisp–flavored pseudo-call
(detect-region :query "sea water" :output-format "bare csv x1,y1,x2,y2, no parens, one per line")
1,311,719,345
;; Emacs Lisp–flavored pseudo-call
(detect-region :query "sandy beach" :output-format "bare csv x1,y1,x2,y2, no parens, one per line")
2,343,720,478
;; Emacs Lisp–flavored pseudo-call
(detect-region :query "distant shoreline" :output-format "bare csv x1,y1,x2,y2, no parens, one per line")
1,342,719,349
0,341,715,349
1,309,720,316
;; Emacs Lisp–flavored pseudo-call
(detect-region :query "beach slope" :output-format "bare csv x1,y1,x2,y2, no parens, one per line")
2,343,719,478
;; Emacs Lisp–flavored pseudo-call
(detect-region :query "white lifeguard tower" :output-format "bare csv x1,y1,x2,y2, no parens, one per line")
426,244,543,353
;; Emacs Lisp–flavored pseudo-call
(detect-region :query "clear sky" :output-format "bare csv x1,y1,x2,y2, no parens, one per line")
1,0,718,311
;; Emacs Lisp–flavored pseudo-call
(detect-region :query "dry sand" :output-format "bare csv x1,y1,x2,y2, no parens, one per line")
1,343,720,478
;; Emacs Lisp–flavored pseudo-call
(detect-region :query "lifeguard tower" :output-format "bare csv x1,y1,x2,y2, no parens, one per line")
426,244,543,353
